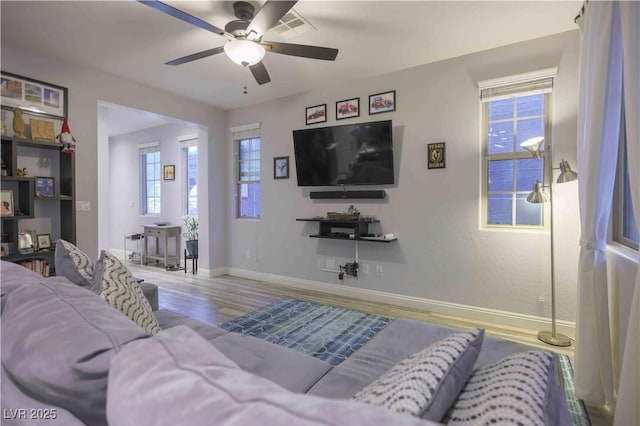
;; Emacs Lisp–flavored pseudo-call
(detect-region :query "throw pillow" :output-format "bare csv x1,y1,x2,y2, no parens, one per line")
55,239,96,291
444,350,562,426
107,325,434,426
353,328,484,421
93,250,160,335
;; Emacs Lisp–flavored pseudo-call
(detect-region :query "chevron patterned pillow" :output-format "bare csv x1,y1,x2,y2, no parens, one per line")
445,351,554,426
94,250,160,335
353,328,484,420
55,239,96,291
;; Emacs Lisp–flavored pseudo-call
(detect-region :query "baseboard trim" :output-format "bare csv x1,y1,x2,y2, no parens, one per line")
227,267,576,338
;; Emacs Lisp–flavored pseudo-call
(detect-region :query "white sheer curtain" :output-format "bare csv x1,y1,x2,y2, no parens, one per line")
614,3,640,425
575,0,620,410
575,2,640,423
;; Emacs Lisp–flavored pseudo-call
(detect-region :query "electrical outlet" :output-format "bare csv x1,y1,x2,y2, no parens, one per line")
375,265,383,276
245,249,251,259
538,297,545,303
362,263,369,274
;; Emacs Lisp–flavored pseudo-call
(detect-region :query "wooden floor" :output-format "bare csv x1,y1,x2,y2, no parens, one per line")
127,262,576,358
125,262,612,426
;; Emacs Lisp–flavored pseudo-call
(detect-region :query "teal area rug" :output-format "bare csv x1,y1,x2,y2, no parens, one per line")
219,298,391,366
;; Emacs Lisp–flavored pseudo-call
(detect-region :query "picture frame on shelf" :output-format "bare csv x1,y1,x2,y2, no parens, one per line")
274,156,289,180
336,97,360,120
1,190,14,216
29,118,56,142
1,71,68,120
305,104,327,125
163,165,175,180
35,176,55,197
37,234,52,251
0,242,9,257
18,230,35,254
369,90,396,115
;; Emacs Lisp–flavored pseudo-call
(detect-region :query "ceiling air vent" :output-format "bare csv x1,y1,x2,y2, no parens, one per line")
270,9,316,39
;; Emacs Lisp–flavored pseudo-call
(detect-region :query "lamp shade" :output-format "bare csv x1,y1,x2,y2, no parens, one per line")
557,159,578,183
224,40,265,67
520,136,544,159
526,181,549,203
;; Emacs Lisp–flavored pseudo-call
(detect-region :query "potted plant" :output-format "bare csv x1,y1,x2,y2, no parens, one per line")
182,215,198,258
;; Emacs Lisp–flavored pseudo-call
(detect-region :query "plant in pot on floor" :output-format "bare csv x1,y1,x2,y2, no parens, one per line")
183,215,198,258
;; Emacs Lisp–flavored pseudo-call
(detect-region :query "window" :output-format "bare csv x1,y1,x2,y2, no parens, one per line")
614,121,639,249
479,70,556,228
232,123,261,219
180,136,198,215
139,144,161,215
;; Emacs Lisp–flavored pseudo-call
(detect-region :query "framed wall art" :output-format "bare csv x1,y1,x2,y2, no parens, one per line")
369,90,396,115
427,142,446,169
1,190,14,216
274,156,289,179
164,165,175,180
1,71,68,119
305,104,327,125
35,176,55,197
336,97,359,120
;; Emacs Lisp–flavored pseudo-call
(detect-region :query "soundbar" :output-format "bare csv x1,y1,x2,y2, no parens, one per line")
310,190,386,200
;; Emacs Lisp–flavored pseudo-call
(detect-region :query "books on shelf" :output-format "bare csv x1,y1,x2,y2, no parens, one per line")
19,258,51,277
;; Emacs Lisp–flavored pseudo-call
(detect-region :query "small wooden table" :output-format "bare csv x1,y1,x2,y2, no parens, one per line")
142,225,181,268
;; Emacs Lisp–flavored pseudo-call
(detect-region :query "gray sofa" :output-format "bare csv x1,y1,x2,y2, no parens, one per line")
1,260,570,425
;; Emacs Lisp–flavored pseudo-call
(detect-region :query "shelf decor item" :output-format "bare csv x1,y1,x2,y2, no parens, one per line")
369,90,396,115
1,71,68,120
273,156,289,179
1,190,14,216
37,234,52,251
30,118,56,142
163,165,175,180
18,231,35,254
305,104,327,125
336,97,359,120
35,176,55,197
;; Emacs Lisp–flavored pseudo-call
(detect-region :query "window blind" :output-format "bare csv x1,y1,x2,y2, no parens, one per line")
478,68,557,102
138,142,160,155
231,122,260,140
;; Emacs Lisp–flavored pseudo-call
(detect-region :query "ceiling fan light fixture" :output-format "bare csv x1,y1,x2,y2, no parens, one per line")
224,39,265,67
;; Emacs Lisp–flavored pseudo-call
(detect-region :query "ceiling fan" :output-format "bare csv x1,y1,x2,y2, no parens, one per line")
139,0,339,85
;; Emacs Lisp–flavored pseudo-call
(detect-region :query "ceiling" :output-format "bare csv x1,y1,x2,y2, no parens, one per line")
1,1,580,113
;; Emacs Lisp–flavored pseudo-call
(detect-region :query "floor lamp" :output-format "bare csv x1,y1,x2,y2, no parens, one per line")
520,136,577,347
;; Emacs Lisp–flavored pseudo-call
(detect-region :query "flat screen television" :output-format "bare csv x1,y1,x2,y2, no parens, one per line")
292,120,394,186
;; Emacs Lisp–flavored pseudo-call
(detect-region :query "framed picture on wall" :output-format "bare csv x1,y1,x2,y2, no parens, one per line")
163,165,175,180
274,156,289,179
336,97,360,120
305,104,327,125
1,71,68,119
369,90,396,114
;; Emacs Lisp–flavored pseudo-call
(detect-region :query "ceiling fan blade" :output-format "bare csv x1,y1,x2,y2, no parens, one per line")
249,62,271,85
165,46,225,66
245,0,297,41
262,41,338,61
138,0,230,38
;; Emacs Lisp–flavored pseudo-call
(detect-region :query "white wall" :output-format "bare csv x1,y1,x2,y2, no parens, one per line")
1,44,227,271
226,31,582,327
108,122,199,255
